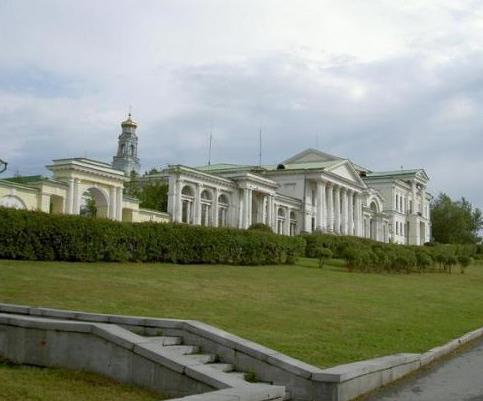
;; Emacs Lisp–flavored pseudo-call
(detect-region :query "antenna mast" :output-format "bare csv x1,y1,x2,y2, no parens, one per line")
208,131,213,166
258,127,262,167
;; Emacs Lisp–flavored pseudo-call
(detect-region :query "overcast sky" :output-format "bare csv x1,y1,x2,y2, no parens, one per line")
1,0,482,209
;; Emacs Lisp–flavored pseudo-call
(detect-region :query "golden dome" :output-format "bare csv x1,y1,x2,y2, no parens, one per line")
121,113,137,128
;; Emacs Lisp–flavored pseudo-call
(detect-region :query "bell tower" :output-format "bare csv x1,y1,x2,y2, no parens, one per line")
112,114,141,176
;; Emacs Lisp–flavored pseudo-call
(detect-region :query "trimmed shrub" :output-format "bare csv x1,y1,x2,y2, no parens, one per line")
314,246,333,268
0,208,305,265
247,223,273,233
304,232,475,274
458,255,473,274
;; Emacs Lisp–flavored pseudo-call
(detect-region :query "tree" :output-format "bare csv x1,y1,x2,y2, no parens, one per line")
79,192,97,218
124,171,168,213
431,193,482,244
138,182,168,212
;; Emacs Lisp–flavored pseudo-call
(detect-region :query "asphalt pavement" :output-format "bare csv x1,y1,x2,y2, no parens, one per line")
365,339,483,401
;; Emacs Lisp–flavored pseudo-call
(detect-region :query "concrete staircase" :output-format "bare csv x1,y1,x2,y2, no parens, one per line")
142,335,261,387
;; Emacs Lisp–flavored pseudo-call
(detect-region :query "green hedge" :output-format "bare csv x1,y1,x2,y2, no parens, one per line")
303,233,477,273
0,208,305,265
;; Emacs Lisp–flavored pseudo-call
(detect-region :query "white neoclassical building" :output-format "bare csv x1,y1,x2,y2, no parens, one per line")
145,148,432,245
0,116,432,244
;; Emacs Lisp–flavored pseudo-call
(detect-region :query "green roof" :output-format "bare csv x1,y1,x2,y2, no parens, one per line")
366,169,421,178
195,163,259,173
4,175,44,184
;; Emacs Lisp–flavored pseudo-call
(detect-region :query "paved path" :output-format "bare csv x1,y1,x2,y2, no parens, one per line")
366,340,483,401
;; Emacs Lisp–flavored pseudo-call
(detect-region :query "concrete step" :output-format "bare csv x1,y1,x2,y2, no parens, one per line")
162,345,199,355
224,371,247,382
146,336,182,346
188,353,217,364
207,363,234,372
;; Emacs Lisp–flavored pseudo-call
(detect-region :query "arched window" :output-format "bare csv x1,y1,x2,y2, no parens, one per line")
181,185,195,224
289,211,297,236
200,189,213,226
277,207,286,235
120,144,126,156
370,201,378,213
218,194,229,227
130,144,135,156
182,185,194,196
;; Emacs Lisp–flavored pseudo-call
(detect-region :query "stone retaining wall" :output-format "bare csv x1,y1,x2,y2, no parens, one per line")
1,303,481,401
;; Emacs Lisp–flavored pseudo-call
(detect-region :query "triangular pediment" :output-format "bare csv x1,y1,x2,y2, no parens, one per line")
415,169,430,182
326,160,367,187
282,148,341,165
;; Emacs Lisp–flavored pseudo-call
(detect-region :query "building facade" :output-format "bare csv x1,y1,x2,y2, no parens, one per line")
0,117,432,244
147,148,431,245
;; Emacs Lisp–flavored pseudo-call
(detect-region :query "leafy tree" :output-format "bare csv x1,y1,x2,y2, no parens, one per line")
458,255,473,274
79,192,97,218
431,193,482,244
138,182,169,212
124,171,168,212
315,247,333,268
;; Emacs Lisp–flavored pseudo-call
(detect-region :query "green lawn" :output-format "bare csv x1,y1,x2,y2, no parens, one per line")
0,359,160,401
1,258,483,368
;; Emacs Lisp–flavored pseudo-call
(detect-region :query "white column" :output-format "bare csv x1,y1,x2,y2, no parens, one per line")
284,207,291,235
347,190,354,236
72,178,81,215
109,186,116,220
243,188,249,228
175,180,183,223
334,186,340,234
167,176,176,220
267,195,274,230
194,185,202,225
212,188,219,227
304,181,312,232
327,184,334,232
66,178,74,214
317,181,326,231
355,194,362,237
238,189,244,228
242,188,251,229
115,187,122,221
341,188,348,235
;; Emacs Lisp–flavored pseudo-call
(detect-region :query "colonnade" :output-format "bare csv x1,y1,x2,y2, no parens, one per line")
175,180,232,228
239,187,297,235
311,181,364,236
173,180,298,235
65,178,123,221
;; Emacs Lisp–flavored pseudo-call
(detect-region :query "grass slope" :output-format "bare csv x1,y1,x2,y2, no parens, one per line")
0,359,160,401
1,258,482,368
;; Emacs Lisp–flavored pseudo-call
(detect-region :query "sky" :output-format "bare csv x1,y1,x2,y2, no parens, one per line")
1,0,482,210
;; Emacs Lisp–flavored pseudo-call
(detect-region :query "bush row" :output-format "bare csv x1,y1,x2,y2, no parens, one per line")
0,208,305,265
304,233,477,273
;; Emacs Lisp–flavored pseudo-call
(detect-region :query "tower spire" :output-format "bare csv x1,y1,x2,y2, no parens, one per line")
112,115,141,176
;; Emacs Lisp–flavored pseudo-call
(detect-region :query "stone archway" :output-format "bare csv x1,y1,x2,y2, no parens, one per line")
80,187,109,218
47,158,127,221
0,195,27,210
